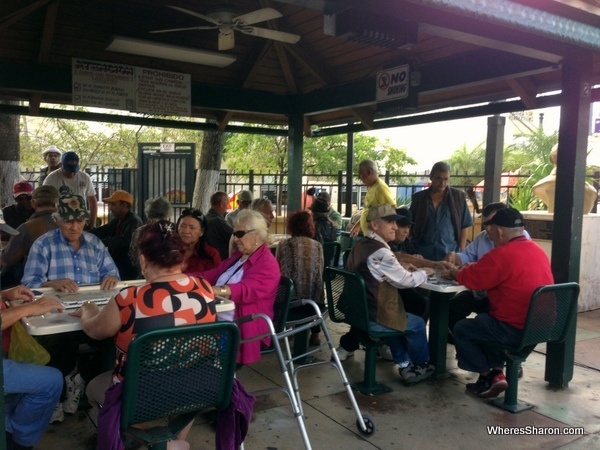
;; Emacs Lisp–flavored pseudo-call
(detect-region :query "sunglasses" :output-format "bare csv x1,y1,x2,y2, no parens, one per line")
233,229,255,238
179,208,204,221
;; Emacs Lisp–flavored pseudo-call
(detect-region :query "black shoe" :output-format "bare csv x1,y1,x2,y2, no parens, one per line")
466,371,508,399
466,376,489,395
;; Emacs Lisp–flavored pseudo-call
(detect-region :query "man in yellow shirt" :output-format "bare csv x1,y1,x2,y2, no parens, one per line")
350,160,396,237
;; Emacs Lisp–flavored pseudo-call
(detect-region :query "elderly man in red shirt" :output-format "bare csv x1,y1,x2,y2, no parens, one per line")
443,207,553,398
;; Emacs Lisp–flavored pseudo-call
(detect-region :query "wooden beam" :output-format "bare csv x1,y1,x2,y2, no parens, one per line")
285,40,334,86
217,111,233,132
0,0,54,31
351,107,374,130
38,0,59,64
274,41,297,93
29,93,41,115
507,77,538,109
303,115,312,137
238,41,273,88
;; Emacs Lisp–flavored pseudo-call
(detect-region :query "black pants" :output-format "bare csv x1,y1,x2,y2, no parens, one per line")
448,290,490,334
36,331,113,400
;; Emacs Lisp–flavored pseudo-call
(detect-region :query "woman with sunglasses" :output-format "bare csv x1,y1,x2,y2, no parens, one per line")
177,208,221,273
191,209,280,365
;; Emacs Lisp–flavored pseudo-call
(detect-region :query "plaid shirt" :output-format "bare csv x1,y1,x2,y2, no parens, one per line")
22,229,120,288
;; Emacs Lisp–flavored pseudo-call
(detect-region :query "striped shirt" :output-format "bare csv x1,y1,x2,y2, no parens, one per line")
22,229,119,288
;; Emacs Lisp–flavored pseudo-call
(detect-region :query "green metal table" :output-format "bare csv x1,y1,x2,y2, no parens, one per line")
420,280,467,379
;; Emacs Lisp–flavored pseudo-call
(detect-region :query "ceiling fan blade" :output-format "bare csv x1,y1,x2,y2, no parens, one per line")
150,25,216,34
239,26,300,44
218,30,235,51
234,8,282,26
167,5,221,25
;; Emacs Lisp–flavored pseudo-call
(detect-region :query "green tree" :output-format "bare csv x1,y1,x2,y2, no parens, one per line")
224,131,416,175
20,114,203,170
447,142,486,186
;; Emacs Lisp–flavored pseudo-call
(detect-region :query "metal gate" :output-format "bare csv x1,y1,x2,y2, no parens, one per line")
137,143,196,221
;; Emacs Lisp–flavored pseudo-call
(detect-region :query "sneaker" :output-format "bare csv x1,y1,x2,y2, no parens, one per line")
407,363,435,385
331,346,354,362
63,373,85,414
466,372,508,398
377,345,394,361
50,402,64,424
397,363,416,383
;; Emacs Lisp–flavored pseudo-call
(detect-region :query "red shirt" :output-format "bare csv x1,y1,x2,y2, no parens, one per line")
456,236,554,329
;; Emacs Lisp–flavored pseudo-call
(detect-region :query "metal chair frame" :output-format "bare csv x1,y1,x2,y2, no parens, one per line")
324,266,412,395
120,322,240,449
477,282,580,413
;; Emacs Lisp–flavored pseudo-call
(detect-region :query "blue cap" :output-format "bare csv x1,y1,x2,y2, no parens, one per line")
61,151,79,173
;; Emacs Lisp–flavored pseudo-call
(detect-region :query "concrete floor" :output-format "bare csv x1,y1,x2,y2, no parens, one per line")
38,309,600,450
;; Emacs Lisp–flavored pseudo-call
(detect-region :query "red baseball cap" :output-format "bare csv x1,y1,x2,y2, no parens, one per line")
13,181,33,198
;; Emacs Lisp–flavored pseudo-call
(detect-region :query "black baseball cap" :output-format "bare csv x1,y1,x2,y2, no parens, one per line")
483,207,524,228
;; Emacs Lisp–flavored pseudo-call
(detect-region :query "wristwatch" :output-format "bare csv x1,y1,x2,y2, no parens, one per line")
219,286,227,296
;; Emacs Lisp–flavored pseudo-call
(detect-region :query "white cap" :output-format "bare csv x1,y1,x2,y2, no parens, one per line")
42,145,62,156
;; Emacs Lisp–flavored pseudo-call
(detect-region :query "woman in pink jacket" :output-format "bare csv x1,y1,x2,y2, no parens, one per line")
193,209,280,364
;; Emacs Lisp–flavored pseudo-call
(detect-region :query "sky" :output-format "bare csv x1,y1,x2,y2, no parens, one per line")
364,106,564,172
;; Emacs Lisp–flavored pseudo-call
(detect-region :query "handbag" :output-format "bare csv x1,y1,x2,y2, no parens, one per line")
8,321,51,365
376,281,408,332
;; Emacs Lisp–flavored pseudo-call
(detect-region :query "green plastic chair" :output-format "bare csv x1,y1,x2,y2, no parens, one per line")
324,267,411,395
477,282,579,413
120,322,240,449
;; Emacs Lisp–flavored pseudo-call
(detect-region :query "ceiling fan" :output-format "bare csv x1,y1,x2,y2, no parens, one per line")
150,5,301,51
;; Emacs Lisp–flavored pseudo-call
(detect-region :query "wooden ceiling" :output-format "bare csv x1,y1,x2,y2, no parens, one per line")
1,0,600,134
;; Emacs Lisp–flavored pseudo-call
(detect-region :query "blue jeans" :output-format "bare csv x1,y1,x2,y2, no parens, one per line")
453,313,523,373
370,312,430,365
4,359,63,447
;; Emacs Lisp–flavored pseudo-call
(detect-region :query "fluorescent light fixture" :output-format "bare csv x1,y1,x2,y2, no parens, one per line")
106,36,236,68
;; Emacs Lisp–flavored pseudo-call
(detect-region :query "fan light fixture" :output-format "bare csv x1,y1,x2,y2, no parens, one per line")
106,36,236,67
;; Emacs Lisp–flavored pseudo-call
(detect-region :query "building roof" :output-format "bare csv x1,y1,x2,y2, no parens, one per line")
0,0,599,133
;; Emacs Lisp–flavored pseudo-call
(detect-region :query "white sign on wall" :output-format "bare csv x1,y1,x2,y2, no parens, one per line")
136,68,191,116
72,59,135,110
72,58,191,116
376,64,410,103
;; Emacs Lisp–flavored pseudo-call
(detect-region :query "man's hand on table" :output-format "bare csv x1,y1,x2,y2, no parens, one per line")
441,268,460,280
443,252,462,266
434,260,456,270
100,276,119,290
43,278,79,293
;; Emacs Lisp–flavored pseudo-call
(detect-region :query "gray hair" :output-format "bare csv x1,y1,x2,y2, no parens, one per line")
234,209,269,243
251,197,272,212
359,159,378,176
501,226,525,239
145,196,172,220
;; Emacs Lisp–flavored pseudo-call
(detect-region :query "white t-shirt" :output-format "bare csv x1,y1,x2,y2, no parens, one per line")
43,170,96,199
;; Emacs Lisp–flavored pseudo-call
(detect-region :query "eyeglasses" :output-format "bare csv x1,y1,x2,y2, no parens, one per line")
179,208,204,221
233,229,255,238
